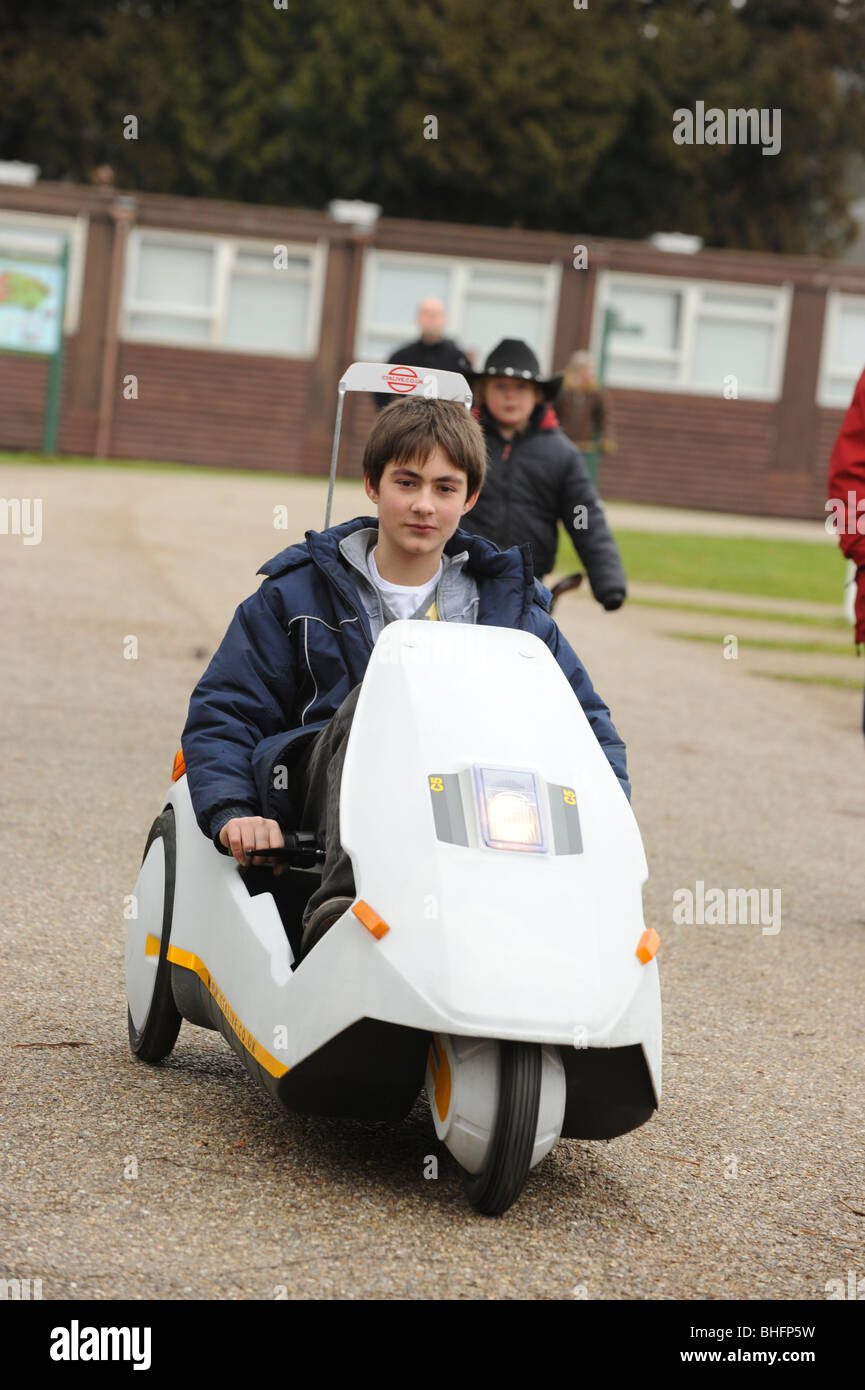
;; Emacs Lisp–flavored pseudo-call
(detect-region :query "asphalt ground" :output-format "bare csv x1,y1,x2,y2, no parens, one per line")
1,463,863,1302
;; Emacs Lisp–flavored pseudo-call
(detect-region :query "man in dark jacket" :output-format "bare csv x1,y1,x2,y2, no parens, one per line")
181,397,629,955
374,297,472,409
463,339,627,610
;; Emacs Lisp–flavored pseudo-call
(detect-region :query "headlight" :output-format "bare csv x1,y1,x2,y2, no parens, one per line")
473,766,546,853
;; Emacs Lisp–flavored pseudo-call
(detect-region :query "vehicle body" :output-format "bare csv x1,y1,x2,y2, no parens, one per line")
125,364,661,1215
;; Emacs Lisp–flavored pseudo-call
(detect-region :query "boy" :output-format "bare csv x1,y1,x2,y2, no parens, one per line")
462,339,627,609
181,396,630,958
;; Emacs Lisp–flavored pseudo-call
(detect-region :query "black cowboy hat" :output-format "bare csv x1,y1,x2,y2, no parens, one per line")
473,338,563,400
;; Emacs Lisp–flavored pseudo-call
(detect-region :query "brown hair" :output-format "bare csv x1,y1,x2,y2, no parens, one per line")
362,397,486,497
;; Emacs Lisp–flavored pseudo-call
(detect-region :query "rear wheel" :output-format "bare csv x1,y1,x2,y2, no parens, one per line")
463,1041,542,1216
127,809,182,1063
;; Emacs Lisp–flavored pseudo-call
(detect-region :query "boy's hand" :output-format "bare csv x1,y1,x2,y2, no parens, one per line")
219,816,286,873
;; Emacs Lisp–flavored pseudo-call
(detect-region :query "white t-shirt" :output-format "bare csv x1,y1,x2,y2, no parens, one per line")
367,547,442,621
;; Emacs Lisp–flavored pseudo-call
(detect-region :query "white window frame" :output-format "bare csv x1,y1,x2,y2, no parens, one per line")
0,209,89,334
591,270,793,401
355,248,562,373
121,227,326,358
817,290,865,409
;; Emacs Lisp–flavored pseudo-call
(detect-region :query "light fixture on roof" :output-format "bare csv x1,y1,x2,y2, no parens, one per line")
649,231,704,254
327,199,381,233
0,160,40,186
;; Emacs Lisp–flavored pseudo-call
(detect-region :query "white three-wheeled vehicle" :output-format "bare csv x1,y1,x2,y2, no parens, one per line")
126,363,661,1215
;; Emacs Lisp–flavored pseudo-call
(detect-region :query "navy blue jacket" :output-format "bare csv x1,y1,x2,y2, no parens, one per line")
181,517,630,842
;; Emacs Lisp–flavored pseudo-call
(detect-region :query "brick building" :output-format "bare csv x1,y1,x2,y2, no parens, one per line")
2,177,864,519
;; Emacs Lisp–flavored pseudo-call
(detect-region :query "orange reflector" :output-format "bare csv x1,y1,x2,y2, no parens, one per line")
172,748,186,781
144,933,161,957
428,1033,452,1122
352,900,390,939
636,928,660,964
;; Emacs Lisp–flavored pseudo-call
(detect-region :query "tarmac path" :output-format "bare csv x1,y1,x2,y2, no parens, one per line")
1,462,863,1301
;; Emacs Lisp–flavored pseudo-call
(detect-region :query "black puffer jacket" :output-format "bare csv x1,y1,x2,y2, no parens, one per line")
460,403,627,605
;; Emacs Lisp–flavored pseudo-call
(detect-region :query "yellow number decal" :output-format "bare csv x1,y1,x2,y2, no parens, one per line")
563,788,576,805
429,776,444,792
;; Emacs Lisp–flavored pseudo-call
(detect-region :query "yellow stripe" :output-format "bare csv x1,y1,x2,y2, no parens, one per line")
166,944,289,1078
144,933,161,957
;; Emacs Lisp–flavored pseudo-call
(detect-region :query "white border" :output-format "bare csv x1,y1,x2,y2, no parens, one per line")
590,269,793,402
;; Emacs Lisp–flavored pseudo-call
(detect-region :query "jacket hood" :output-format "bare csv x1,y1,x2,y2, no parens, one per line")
257,515,550,616
257,515,371,577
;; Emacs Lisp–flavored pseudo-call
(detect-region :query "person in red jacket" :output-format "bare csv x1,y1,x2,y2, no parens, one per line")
826,366,865,732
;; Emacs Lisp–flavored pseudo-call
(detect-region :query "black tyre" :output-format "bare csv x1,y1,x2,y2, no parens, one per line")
127,808,182,1063
463,1041,542,1216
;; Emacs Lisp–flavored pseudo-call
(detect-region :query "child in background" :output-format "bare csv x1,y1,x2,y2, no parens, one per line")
461,339,627,609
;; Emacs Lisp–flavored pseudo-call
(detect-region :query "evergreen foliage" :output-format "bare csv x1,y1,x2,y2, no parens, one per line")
2,0,862,253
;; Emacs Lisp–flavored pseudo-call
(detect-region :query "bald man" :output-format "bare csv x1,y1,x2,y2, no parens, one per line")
374,297,472,409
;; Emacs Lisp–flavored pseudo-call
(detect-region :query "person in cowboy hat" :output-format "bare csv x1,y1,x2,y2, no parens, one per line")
462,338,627,611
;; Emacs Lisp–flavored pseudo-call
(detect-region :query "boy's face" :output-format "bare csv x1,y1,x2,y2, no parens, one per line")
483,377,543,432
365,446,478,560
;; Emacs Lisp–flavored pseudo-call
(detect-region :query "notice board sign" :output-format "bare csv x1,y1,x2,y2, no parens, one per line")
0,254,65,355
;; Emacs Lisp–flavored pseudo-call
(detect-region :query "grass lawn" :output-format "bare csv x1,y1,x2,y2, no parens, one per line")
556,527,846,605
663,631,857,658
752,671,862,691
629,596,850,631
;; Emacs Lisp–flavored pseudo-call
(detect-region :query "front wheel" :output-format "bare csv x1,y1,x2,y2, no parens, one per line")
126,808,182,1063
463,1041,542,1216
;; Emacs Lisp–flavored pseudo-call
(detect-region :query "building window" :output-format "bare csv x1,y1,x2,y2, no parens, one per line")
122,230,325,357
591,271,792,401
817,291,865,408
356,250,562,372
0,210,88,335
